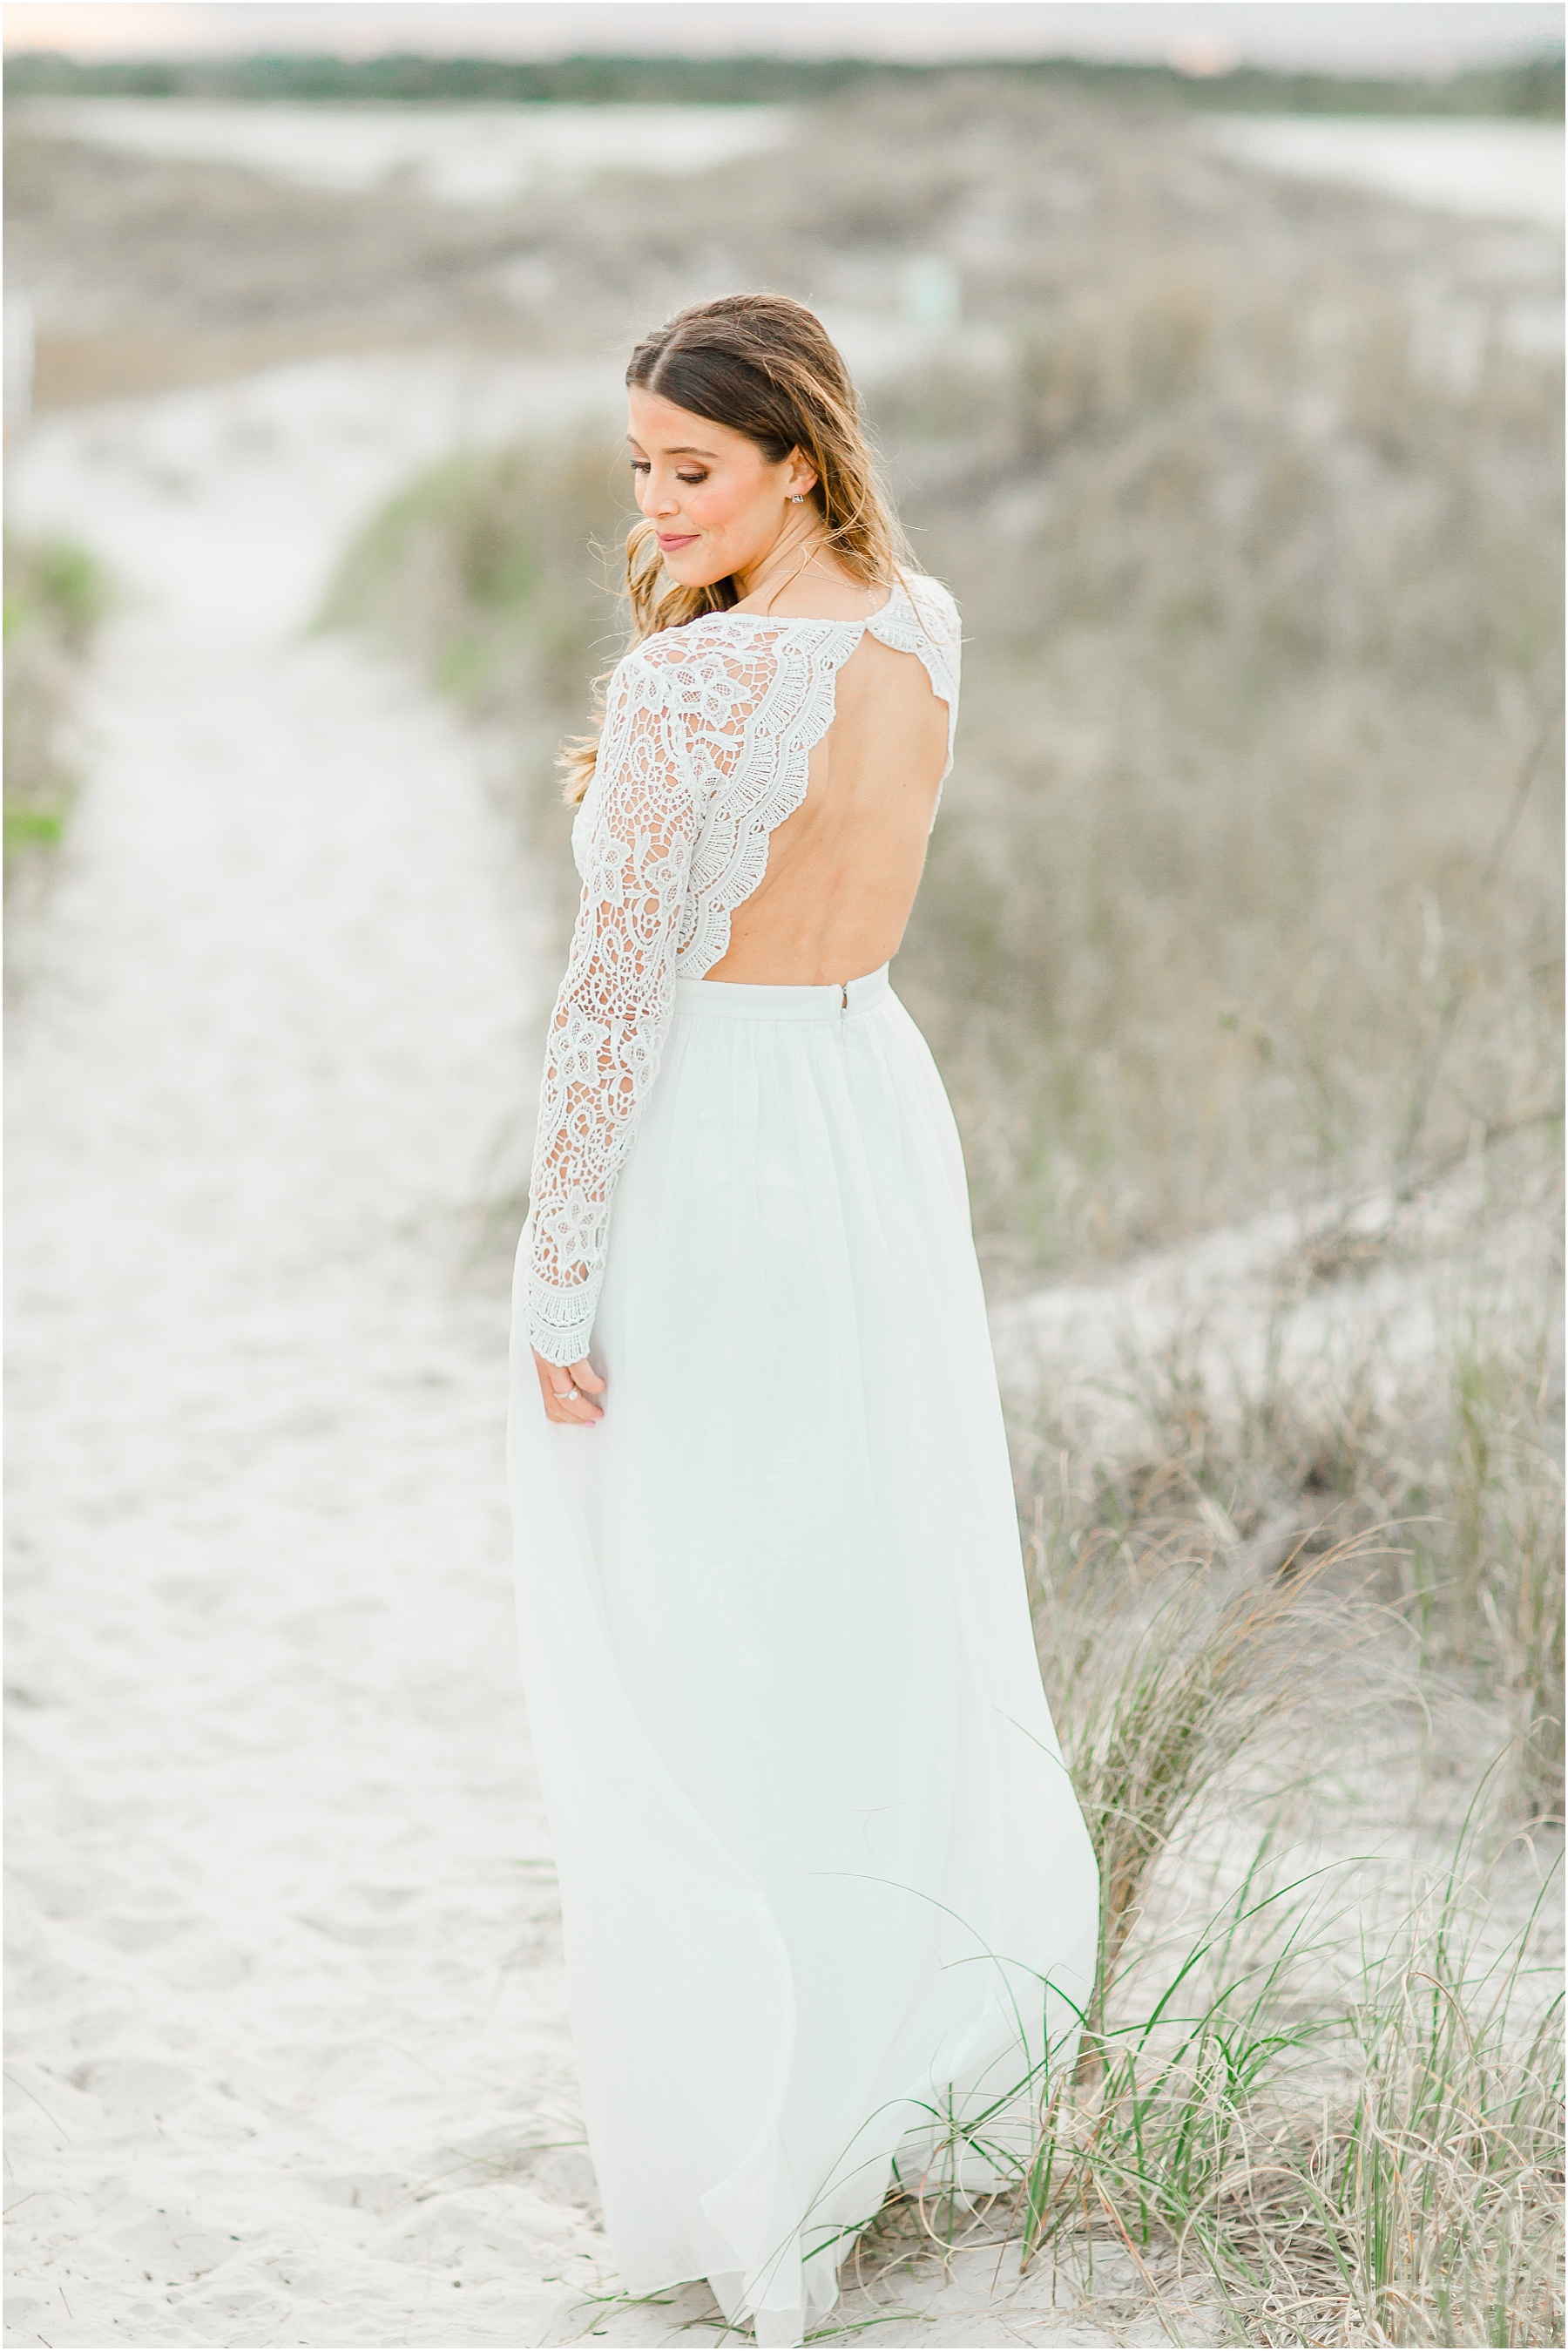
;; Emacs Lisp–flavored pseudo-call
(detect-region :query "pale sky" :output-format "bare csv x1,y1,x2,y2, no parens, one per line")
4,1,1564,75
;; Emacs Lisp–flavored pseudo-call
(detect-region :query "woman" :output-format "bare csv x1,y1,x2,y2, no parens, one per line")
508,294,1098,2347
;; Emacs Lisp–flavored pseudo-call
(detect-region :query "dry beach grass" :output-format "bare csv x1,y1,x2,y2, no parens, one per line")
6,72,1564,2347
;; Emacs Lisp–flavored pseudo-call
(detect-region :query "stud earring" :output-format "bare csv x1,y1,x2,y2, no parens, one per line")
790,494,805,504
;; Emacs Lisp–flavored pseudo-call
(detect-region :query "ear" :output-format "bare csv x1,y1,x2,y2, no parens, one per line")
784,449,819,501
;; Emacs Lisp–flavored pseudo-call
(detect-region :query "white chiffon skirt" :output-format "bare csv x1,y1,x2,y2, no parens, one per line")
507,965,1098,2346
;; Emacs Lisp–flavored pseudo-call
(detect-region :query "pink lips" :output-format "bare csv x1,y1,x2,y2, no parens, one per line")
657,532,699,551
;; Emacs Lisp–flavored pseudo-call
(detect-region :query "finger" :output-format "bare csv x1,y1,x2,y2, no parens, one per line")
544,1371,604,1425
551,1358,605,1420
557,1392,602,1424
531,1348,604,1424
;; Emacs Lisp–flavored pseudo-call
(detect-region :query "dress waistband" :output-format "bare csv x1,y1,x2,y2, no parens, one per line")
673,964,891,1021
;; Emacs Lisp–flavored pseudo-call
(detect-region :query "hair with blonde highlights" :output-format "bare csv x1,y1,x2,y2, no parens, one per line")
560,294,916,802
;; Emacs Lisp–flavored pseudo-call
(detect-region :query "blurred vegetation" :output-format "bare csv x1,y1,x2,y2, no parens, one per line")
889,300,1563,1282
6,46,1564,119
3,532,107,881
317,439,625,938
321,78,1564,1288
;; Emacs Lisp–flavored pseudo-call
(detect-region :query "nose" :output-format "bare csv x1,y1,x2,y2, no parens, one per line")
640,470,682,520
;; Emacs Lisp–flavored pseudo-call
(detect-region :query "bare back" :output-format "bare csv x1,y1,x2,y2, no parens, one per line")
706,630,947,985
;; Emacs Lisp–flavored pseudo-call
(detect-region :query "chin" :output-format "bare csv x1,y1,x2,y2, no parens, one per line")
663,552,726,589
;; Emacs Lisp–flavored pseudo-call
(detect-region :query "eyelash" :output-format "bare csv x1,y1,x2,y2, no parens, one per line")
630,461,707,484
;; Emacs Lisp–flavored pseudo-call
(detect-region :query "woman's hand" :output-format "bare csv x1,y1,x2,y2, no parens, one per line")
533,1349,606,1426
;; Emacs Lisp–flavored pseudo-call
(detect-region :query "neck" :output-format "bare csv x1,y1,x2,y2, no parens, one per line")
733,512,830,607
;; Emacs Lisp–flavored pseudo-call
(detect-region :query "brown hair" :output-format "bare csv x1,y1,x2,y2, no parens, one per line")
560,293,915,802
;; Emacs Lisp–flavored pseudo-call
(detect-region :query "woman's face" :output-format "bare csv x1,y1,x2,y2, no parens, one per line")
625,386,817,587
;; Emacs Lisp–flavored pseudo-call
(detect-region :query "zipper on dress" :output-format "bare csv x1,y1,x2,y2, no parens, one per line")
839,980,849,1033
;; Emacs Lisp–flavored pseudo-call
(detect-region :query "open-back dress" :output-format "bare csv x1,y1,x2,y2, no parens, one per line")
507,573,1098,2347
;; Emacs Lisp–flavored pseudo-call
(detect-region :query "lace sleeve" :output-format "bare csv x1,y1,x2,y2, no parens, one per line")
526,656,700,1365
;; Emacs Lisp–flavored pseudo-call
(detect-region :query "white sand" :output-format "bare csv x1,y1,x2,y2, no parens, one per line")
4,354,614,2350
6,356,1209,2349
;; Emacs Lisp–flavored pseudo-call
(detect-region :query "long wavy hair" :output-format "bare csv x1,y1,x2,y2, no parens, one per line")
560,294,916,803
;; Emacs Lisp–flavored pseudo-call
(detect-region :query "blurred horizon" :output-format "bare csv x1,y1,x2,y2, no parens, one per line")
6,0,1565,78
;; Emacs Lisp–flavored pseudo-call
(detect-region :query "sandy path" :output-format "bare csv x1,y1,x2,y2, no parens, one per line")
3,356,648,2351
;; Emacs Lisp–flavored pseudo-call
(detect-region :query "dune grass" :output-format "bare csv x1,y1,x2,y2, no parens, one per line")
3,531,108,877
1034,1534,1384,2023
978,1276,1562,2343
1007,1843,1564,2348
1017,1250,1565,1823
844,1750,1561,2345
877,274,1561,1282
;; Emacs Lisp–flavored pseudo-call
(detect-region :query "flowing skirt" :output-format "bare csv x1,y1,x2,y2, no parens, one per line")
507,965,1098,2346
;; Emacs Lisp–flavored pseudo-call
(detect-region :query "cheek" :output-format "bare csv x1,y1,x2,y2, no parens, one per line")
685,473,754,533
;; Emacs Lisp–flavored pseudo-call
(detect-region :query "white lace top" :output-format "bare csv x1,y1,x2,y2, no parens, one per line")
525,573,963,1364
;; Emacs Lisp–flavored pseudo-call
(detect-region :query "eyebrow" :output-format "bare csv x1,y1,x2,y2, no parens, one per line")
625,438,720,460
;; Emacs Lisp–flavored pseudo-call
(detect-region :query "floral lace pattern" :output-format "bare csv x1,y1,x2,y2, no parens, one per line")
529,576,961,1363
